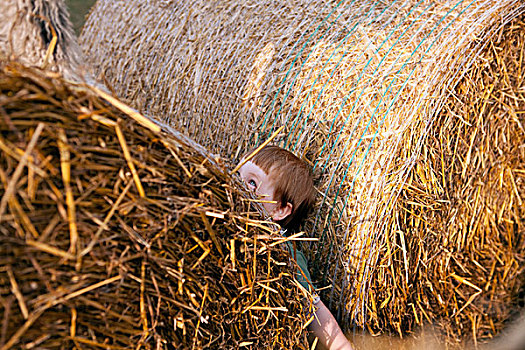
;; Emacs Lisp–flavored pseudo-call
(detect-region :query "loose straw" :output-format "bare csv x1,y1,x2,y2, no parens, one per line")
0,123,44,221
115,123,146,198
230,125,284,174
58,128,78,254
90,86,161,134
36,14,58,70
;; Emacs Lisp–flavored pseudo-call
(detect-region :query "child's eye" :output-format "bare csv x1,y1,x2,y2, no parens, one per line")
248,179,257,189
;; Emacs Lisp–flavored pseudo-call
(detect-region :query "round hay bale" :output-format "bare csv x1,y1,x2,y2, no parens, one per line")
0,62,309,349
80,0,525,345
370,15,525,344
0,0,89,82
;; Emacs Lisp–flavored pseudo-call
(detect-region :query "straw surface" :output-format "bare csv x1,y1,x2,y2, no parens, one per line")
0,62,310,349
368,15,525,344
81,0,525,345
0,0,89,82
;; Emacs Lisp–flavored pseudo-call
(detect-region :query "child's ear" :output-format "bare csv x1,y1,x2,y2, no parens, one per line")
271,202,293,222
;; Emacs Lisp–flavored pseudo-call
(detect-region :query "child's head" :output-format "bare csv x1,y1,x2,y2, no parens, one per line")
238,145,316,231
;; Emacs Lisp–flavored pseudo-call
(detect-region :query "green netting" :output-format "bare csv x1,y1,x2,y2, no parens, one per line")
240,0,520,318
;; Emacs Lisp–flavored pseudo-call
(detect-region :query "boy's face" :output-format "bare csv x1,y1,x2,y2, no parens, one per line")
238,161,292,222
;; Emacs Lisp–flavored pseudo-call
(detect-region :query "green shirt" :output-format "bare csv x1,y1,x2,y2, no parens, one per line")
286,240,314,293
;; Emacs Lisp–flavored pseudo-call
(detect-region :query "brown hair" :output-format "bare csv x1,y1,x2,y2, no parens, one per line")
249,145,316,231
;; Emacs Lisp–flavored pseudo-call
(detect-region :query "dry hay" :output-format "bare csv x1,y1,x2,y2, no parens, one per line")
0,0,89,82
367,15,525,345
80,0,525,345
79,0,361,158
0,62,310,349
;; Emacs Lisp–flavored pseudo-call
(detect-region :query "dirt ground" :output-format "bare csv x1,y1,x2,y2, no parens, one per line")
344,318,525,350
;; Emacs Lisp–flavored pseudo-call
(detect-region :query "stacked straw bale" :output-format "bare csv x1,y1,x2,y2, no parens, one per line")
0,0,89,82
81,0,525,345
0,62,310,349
79,0,362,157
369,16,525,344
